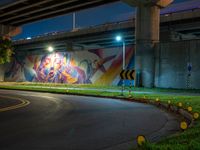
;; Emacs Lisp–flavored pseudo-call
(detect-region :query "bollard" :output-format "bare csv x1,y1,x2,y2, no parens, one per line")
121,79,124,96
155,98,160,106
178,102,183,108
177,102,183,113
128,80,132,97
167,100,171,110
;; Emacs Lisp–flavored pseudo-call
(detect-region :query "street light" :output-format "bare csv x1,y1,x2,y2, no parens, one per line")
47,46,54,52
73,12,76,30
116,35,122,42
116,35,126,94
116,35,125,70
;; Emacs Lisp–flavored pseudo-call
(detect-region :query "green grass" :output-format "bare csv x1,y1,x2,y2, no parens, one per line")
1,82,200,93
131,95,200,150
0,82,200,150
0,82,120,89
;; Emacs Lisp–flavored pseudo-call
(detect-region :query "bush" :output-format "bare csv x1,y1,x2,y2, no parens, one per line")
0,36,14,64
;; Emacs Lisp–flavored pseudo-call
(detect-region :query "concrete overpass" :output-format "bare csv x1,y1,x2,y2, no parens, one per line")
0,0,120,26
1,0,175,87
0,0,172,26
2,0,200,89
13,7,200,53
0,0,119,36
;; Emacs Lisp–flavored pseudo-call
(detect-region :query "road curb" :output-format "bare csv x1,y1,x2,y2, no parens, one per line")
159,103,194,127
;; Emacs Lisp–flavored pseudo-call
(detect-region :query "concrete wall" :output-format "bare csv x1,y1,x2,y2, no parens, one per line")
4,46,135,85
155,40,200,89
2,39,200,89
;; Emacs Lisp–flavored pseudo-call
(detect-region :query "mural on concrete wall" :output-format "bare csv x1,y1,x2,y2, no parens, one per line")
5,46,134,85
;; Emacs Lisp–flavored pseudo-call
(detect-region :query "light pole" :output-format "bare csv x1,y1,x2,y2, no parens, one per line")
116,35,126,95
116,35,126,70
73,12,76,30
122,41,125,70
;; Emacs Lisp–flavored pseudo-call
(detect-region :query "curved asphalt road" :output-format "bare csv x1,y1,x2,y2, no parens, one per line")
0,90,179,150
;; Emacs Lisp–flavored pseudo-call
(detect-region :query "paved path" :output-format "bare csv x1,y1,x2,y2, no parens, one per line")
0,90,179,150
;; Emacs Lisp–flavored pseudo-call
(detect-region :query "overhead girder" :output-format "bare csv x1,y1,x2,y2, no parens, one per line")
122,0,173,8
0,0,120,26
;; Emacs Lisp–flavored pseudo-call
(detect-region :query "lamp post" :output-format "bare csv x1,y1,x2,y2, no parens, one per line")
122,41,125,70
116,35,126,95
73,12,76,30
116,35,125,70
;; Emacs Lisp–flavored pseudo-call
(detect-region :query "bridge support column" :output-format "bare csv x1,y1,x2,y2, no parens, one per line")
0,24,21,36
135,5,160,87
123,0,173,87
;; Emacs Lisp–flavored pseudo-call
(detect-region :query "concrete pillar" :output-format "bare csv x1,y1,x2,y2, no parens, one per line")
135,6,160,87
123,0,173,87
0,24,21,36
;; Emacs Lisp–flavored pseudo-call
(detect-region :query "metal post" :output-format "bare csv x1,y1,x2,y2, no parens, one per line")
73,12,76,30
122,41,125,95
129,80,132,97
122,41,125,70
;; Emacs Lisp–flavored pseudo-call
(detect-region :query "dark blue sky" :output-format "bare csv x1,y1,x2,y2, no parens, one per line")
13,1,134,40
0,0,186,40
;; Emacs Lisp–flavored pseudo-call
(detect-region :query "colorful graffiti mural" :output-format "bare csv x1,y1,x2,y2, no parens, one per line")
32,53,86,83
5,46,134,85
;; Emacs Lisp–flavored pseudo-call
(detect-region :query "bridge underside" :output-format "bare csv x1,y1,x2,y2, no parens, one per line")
0,0,119,26
1,0,175,88
13,20,134,54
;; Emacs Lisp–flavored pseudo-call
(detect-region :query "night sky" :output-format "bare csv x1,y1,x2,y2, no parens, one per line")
0,0,188,40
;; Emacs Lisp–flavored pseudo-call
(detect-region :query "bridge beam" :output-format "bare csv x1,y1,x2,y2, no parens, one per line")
123,0,173,87
0,24,21,37
123,0,173,8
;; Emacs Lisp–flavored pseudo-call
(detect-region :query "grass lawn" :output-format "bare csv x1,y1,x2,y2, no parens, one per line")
0,82,200,150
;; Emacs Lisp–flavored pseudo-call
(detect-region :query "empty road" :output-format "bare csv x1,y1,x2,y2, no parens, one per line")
0,90,179,150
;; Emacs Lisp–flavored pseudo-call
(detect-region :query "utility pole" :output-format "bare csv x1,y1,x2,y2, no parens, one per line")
73,12,76,30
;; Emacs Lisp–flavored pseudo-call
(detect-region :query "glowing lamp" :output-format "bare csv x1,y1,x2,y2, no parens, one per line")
137,135,146,146
187,106,192,112
180,121,188,130
48,46,54,52
156,98,160,102
193,112,199,120
177,102,183,108
116,35,122,42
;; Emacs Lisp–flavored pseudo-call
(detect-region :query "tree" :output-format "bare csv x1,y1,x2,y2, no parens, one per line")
0,36,14,64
